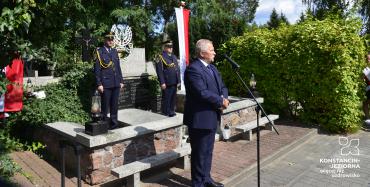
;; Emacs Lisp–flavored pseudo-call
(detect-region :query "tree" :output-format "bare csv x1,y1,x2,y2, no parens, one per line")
0,0,36,69
359,0,370,34
1,0,261,76
166,0,258,60
280,12,290,25
302,0,352,19
150,0,179,40
298,12,307,23
267,8,280,29
0,0,38,92
236,0,260,23
267,9,290,29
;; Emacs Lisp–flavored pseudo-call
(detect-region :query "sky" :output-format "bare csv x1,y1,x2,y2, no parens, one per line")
254,0,308,25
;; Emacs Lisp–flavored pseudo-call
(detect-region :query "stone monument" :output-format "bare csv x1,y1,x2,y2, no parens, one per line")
110,24,158,111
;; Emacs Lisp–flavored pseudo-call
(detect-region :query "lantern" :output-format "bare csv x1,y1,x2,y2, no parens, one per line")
222,124,231,141
26,79,33,98
85,90,108,136
91,90,101,119
249,73,256,90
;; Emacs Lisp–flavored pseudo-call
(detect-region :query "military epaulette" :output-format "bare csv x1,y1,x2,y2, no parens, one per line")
158,54,176,68
96,47,113,68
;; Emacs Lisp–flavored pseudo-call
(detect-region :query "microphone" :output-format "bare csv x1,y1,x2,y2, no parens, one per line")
223,54,240,69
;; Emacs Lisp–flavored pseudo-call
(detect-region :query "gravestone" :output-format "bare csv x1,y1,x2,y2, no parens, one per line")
109,23,160,112
146,60,157,76
121,48,146,77
119,49,160,111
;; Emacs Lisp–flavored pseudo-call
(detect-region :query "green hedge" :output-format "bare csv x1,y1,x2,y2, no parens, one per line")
220,16,366,133
9,62,94,127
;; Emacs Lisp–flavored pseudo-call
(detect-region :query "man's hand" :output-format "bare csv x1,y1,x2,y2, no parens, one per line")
161,84,167,90
120,83,124,90
97,85,104,93
222,98,230,109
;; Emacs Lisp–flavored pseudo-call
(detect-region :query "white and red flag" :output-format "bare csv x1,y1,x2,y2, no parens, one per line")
175,4,190,90
0,57,24,115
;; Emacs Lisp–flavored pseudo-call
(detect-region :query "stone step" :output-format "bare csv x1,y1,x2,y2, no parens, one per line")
234,114,279,141
111,145,191,179
235,114,279,132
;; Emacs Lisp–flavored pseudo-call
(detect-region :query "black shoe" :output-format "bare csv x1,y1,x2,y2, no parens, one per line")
109,124,118,130
169,113,176,117
205,181,224,187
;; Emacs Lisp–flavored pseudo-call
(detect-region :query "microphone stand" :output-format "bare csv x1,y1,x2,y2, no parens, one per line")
229,63,279,187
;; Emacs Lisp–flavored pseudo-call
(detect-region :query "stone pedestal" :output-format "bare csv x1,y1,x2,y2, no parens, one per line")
176,91,264,140
176,90,186,113
41,109,186,185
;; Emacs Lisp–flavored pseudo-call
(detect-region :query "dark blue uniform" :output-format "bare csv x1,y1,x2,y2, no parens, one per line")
94,47,123,128
155,51,180,116
184,59,228,187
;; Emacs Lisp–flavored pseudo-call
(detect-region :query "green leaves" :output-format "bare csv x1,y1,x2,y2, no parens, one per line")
0,129,23,180
0,153,21,180
11,62,93,128
221,16,365,133
0,1,36,69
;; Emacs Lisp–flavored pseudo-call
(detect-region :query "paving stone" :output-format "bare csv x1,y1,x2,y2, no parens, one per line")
144,120,316,187
235,129,370,187
10,151,77,187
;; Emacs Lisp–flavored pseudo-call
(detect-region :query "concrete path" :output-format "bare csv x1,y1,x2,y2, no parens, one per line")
144,120,317,187
234,129,370,187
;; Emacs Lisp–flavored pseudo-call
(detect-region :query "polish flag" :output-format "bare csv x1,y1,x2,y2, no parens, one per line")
0,57,24,114
175,4,190,91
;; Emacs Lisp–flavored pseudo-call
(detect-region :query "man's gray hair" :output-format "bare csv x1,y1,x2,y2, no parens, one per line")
195,39,213,57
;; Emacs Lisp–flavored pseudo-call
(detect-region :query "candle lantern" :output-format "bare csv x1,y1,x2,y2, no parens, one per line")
85,90,108,135
26,79,33,98
250,73,256,90
222,124,231,141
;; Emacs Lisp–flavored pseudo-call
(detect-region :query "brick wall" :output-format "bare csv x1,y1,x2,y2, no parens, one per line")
37,126,183,185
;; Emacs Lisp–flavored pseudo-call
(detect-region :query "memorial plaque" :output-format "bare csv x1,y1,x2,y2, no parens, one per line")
119,75,155,110
121,48,146,77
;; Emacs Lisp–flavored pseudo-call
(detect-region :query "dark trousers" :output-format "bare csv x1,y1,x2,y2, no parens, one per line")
162,85,177,116
188,128,216,187
102,87,120,127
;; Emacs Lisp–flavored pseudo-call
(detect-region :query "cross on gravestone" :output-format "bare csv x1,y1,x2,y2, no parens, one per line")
75,28,97,62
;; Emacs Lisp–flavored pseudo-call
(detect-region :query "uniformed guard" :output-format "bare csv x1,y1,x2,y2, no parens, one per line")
94,31,124,129
155,40,180,117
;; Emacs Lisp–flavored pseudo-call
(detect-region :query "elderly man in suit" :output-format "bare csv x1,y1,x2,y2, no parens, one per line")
184,39,229,187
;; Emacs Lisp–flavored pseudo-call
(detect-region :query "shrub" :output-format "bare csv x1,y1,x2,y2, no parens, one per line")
220,16,365,133
0,128,22,182
148,76,161,97
10,62,94,127
0,153,21,181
